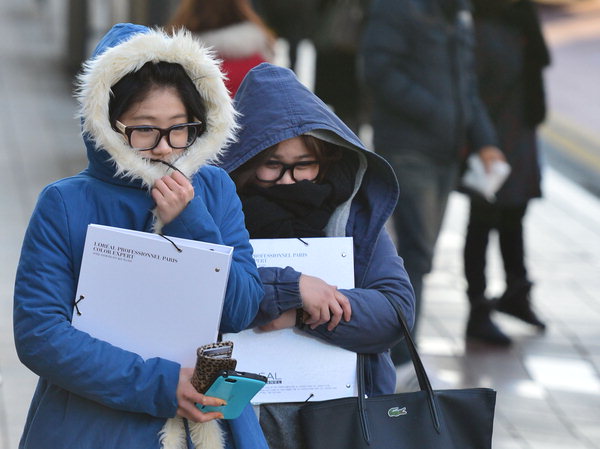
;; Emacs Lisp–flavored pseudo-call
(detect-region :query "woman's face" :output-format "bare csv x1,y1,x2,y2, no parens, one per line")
117,86,192,161
254,137,320,188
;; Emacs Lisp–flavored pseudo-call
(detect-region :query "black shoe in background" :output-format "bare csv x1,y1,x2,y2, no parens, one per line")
466,301,512,346
495,280,546,331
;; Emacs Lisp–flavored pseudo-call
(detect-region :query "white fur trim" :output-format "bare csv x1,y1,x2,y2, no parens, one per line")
159,417,224,449
158,417,187,449
196,22,274,61
189,420,225,448
76,28,238,189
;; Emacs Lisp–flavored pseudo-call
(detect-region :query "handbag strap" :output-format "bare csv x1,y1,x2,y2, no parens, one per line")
356,295,441,443
356,352,371,443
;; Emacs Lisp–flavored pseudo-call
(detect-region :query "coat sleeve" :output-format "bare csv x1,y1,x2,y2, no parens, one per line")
249,266,303,328
467,89,499,151
161,168,264,333
13,186,180,418
302,230,415,353
465,12,499,150
361,0,438,123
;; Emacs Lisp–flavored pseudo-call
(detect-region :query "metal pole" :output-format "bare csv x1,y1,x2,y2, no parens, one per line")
66,0,89,74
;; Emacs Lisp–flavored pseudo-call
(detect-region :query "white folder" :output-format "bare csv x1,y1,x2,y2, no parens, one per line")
72,224,233,367
225,237,357,403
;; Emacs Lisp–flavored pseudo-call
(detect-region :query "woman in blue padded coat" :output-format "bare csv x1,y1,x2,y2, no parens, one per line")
13,23,267,449
217,63,415,449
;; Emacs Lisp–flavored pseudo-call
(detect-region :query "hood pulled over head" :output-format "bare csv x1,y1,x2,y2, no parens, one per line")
218,63,399,239
76,23,237,188
220,63,369,173
219,63,398,202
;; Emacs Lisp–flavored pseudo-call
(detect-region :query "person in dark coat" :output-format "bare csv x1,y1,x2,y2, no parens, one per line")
361,0,508,371
463,0,550,343
312,0,371,132
252,0,318,71
217,63,415,449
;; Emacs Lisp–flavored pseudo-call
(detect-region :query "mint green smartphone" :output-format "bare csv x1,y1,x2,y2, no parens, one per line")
197,370,267,419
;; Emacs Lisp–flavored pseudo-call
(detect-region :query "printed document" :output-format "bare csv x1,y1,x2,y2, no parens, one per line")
72,224,233,367
225,237,357,403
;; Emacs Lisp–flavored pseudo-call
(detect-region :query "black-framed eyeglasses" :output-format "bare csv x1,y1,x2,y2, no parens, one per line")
115,120,205,151
255,160,320,183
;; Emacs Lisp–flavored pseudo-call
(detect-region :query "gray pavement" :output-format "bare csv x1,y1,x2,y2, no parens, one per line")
1,1,599,448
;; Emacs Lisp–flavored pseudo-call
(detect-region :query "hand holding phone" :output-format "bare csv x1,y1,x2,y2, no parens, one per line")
197,370,267,419
176,367,226,423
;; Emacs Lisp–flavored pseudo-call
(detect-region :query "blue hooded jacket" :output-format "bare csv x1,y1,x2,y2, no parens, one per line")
218,63,416,396
13,24,266,449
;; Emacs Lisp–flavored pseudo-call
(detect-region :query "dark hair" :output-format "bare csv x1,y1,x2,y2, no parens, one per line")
231,135,342,190
108,61,207,129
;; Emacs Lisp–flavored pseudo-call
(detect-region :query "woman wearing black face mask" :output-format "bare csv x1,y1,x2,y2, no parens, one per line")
218,63,416,449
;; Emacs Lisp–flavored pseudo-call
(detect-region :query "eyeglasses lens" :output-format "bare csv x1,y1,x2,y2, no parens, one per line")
170,125,195,148
130,128,160,150
292,163,319,181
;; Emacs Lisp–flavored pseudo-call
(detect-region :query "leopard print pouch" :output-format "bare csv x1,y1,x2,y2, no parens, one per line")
191,341,237,393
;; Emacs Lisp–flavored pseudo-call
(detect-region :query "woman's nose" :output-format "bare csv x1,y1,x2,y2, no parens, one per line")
276,168,295,185
150,136,173,157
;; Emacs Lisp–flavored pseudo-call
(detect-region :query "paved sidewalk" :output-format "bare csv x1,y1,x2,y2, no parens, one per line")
1,1,599,449
0,1,86,448
418,171,600,449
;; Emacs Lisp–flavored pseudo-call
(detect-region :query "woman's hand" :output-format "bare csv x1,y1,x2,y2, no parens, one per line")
478,145,505,173
299,274,352,331
176,368,226,423
152,171,194,226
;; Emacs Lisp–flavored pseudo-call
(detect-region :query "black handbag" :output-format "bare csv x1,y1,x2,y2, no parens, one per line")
299,298,497,449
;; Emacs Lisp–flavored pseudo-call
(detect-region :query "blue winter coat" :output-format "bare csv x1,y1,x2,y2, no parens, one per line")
218,63,416,396
13,24,266,449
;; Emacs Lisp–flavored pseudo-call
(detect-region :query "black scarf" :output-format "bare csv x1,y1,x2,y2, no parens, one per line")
239,154,357,239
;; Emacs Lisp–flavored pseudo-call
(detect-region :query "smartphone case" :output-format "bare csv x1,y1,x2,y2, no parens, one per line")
191,341,237,393
198,370,267,419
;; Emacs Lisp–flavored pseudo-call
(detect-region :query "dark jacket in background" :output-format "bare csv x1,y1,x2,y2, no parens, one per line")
362,0,498,163
472,0,549,204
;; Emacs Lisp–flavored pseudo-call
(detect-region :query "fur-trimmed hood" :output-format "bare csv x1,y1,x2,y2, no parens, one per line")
76,23,237,189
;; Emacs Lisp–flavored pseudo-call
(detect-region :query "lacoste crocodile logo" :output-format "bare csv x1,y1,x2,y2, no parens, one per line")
388,407,407,417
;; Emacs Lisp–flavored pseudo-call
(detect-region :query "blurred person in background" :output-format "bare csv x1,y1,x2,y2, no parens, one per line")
167,0,276,97
252,0,318,72
312,0,371,132
462,0,549,345
361,0,506,384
